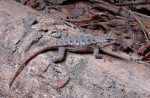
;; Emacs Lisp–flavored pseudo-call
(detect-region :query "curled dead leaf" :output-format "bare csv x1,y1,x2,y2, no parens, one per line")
137,42,150,61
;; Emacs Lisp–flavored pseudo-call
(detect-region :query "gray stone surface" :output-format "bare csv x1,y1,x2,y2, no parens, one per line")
0,1,150,98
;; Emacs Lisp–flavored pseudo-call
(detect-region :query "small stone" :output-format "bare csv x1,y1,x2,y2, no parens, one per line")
52,76,70,89
68,8,84,19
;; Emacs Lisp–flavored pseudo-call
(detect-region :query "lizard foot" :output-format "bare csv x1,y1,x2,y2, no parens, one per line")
94,54,103,59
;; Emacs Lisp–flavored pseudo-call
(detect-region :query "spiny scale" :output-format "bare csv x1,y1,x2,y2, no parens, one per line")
54,35,97,46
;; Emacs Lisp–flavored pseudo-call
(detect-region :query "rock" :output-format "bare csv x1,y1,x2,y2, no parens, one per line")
1,1,150,98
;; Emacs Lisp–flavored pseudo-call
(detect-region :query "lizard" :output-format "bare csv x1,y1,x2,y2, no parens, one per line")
9,32,117,88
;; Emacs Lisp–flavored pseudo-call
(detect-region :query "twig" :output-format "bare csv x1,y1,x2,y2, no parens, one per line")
90,0,150,19
90,0,150,42
115,1,150,6
124,8,150,42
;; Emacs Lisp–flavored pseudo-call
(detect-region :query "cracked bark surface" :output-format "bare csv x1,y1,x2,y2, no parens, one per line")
0,1,150,98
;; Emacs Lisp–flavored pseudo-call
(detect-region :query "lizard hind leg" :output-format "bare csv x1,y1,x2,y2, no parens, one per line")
44,47,66,72
93,47,102,59
53,47,66,63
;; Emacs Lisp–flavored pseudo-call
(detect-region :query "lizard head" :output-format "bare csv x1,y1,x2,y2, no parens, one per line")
95,33,117,47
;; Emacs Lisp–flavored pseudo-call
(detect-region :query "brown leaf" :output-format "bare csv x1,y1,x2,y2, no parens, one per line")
142,52,150,61
138,42,150,55
137,42,150,61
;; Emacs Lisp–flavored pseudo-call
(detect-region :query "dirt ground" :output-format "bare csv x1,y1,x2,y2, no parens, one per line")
0,1,150,98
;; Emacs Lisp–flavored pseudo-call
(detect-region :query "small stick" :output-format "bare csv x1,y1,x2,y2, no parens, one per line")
115,1,150,6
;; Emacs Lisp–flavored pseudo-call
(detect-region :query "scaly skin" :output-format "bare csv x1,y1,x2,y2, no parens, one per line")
9,34,116,88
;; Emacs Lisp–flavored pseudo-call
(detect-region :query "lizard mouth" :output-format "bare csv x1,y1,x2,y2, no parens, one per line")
102,41,116,47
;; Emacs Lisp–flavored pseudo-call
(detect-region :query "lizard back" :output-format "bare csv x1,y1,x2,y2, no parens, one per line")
53,35,97,46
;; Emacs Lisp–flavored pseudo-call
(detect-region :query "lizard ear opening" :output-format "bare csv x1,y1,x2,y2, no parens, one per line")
108,32,117,39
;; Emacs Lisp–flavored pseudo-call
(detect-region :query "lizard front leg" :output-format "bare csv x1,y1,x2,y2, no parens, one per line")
93,46,102,59
50,32,68,38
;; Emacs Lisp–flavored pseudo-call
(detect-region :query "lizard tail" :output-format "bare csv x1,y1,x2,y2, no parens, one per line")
9,45,58,88
9,62,26,88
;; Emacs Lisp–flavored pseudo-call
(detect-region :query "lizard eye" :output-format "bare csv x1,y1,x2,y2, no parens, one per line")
107,38,112,42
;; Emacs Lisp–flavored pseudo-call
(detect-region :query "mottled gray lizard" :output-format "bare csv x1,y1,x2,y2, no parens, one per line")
9,32,117,88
